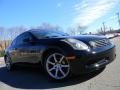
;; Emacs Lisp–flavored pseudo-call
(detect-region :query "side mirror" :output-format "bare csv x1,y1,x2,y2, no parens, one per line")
23,38,34,43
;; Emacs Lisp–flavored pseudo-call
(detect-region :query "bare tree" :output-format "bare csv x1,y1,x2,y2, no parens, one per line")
77,26,87,34
68,27,76,35
8,26,27,40
32,23,63,31
68,25,87,35
0,27,5,40
97,26,106,35
0,27,5,50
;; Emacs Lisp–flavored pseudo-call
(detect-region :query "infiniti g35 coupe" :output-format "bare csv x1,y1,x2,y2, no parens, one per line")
4,29,116,80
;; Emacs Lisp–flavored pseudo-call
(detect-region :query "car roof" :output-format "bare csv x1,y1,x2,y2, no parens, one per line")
28,29,57,33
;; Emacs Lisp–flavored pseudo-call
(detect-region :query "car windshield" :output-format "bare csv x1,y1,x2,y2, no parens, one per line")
31,30,69,39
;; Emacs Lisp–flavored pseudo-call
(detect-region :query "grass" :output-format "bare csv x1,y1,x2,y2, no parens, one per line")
0,51,5,57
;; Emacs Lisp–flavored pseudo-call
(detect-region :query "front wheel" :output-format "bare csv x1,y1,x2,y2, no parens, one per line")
44,52,71,80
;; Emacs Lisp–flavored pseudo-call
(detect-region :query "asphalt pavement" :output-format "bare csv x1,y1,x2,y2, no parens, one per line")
0,37,120,90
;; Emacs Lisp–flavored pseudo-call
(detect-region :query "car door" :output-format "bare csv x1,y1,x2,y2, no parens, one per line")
11,32,40,64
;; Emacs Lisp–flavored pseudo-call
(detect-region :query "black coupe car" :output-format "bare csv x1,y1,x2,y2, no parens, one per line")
4,29,116,80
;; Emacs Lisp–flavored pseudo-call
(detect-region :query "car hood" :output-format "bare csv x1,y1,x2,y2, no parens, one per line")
61,35,106,42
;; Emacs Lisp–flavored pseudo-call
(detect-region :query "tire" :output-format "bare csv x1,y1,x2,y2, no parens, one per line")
44,52,71,81
5,56,14,71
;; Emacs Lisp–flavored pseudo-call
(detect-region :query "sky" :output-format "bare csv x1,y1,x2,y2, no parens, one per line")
0,0,120,33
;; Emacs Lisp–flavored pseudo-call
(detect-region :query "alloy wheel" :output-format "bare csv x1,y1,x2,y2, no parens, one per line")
46,53,70,80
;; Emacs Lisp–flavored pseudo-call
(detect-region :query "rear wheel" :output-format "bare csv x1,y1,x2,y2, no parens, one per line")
44,52,71,80
5,56,13,71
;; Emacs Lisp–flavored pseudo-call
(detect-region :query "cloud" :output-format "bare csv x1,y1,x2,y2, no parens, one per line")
73,0,118,27
57,2,62,8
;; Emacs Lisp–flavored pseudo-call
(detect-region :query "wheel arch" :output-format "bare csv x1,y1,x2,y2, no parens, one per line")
4,53,9,62
41,47,66,66
4,51,12,62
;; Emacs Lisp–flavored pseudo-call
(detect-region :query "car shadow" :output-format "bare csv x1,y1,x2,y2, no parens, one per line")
0,65,105,89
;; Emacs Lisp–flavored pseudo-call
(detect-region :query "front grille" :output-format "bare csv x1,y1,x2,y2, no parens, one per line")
90,39,110,48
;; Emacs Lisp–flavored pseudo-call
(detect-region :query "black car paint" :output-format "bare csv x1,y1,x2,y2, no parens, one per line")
4,30,116,75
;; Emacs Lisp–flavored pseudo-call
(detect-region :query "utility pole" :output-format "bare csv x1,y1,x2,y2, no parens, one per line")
102,22,106,35
100,27,103,34
116,12,120,27
109,27,112,32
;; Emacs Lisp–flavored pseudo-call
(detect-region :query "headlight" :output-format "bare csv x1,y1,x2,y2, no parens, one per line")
61,38,89,51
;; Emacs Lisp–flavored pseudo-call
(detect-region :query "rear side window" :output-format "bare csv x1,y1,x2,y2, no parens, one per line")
14,32,32,45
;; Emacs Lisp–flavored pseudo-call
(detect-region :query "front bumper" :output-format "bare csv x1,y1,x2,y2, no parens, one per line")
69,45,116,75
